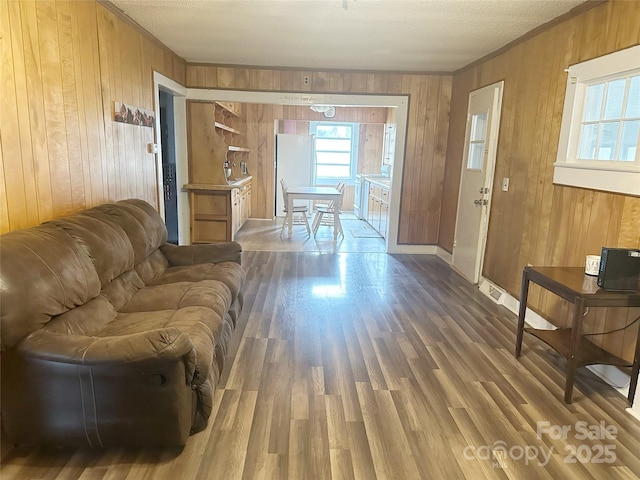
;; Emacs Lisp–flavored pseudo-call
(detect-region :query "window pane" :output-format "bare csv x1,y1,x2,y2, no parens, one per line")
316,125,351,138
315,138,351,151
619,120,639,161
603,79,626,120
470,113,487,141
626,75,640,118
467,142,484,170
596,122,620,160
584,83,604,121
316,152,350,165
317,165,350,177
578,124,598,159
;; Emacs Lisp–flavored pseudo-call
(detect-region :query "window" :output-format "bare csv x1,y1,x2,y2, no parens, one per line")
467,112,488,170
312,122,358,184
554,45,640,196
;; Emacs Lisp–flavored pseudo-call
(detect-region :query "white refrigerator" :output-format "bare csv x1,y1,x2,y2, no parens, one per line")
275,134,314,216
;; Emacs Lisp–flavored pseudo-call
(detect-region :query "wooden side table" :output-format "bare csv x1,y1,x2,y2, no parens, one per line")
515,266,640,404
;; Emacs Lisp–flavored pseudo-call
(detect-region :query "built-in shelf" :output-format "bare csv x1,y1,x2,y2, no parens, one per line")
214,122,241,135
228,146,251,152
215,101,241,118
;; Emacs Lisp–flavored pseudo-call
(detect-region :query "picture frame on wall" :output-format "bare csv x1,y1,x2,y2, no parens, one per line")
114,101,155,127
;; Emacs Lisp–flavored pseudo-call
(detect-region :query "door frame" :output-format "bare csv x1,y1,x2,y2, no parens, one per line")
452,81,504,284
153,72,188,244
179,88,410,253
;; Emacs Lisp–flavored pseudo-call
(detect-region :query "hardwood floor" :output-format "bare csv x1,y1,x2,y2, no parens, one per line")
3,223,640,479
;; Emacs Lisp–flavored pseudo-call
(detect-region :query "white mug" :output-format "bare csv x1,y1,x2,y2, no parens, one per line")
585,255,601,276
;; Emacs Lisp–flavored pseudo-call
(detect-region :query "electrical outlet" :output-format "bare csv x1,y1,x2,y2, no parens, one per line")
502,177,509,192
303,75,310,86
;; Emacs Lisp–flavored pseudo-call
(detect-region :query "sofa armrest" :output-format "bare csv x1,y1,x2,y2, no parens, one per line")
160,241,242,266
3,328,198,447
16,328,196,380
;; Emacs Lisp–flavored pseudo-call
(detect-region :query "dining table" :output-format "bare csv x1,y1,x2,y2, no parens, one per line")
285,186,343,239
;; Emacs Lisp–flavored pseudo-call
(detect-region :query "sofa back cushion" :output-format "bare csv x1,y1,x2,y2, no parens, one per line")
48,210,135,288
0,224,101,350
95,200,168,265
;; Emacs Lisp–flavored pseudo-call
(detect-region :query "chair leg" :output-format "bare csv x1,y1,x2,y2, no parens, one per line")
280,214,288,237
303,212,311,236
312,211,323,236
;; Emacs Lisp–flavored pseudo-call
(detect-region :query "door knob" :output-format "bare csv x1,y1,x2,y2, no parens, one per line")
479,187,489,194
474,199,488,206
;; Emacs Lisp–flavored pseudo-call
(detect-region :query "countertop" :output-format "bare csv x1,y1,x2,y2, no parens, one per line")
184,176,252,191
366,177,391,188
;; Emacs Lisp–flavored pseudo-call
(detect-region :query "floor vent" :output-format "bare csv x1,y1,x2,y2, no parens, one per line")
488,285,503,301
479,279,506,305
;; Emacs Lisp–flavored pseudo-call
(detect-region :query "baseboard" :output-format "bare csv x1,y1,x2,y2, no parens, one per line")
387,244,438,254
436,247,452,264
478,277,637,411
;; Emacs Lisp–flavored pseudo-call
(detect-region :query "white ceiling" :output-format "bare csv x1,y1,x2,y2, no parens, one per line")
109,0,590,72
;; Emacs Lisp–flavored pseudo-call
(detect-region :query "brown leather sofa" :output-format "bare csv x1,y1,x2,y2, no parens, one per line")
0,199,245,448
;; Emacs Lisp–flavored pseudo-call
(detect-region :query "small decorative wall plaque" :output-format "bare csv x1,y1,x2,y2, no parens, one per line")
114,101,155,127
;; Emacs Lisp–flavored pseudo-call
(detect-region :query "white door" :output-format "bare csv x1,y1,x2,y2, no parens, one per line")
275,134,314,216
452,82,503,284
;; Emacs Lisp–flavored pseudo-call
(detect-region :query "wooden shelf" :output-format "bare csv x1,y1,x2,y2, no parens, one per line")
215,101,241,118
524,327,632,368
214,122,241,135
228,146,250,152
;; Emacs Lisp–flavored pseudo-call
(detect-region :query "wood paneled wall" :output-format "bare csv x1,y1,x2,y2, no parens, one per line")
440,0,640,361
186,68,452,244
1,0,186,233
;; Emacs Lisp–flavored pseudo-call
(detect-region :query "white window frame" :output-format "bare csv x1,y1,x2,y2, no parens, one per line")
554,45,640,197
311,122,359,184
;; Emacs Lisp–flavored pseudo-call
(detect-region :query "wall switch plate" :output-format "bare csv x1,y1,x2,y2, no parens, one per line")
502,177,509,192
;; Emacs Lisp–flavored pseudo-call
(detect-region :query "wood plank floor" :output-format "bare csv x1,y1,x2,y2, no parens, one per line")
3,225,640,479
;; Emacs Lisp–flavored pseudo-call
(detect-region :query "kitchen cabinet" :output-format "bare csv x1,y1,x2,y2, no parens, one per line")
185,177,252,243
186,100,252,243
365,179,390,239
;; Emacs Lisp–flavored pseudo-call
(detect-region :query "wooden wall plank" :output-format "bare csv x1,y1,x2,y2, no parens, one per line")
36,0,73,218
20,0,54,224
4,0,31,230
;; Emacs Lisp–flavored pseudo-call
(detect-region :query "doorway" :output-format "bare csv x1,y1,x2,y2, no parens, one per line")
452,81,504,284
159,90,178,244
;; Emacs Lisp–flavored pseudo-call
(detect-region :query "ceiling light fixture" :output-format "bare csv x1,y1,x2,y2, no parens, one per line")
310,105,336,118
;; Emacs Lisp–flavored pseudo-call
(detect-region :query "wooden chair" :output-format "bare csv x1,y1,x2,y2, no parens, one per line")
312,182,345,237
280,179,311,237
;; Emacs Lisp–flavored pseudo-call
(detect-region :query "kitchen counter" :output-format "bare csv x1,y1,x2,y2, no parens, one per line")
367,177,390,189
184,176,252,191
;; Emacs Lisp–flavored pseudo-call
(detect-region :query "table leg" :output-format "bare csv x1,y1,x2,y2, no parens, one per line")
565,298,584,404
515,270,530,358
628,325,640,404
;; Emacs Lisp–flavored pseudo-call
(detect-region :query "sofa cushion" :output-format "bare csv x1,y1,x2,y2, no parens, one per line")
0,224,101,350
147,262,245,301
119,280,232,320
97,307,220,388
48,211,135,288
95,200,168,264
43,296,118,336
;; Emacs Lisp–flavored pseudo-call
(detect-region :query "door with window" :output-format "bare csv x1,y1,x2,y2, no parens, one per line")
452,82,503,284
